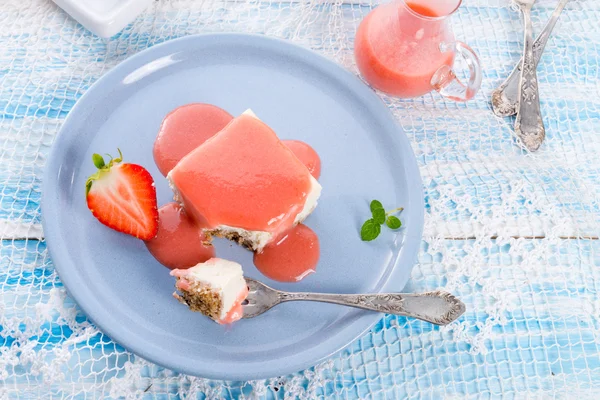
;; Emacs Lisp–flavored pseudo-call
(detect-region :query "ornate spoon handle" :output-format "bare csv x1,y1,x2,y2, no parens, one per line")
491,0,569,117
514,4,545,151
279,291,466,326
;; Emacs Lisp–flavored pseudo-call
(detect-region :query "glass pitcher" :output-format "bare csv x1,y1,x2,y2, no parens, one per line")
354,0,482,101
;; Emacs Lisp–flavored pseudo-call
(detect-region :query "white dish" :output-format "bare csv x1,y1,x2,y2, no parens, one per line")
52,0,153,38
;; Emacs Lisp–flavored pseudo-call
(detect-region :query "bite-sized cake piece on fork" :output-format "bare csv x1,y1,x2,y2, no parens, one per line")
171,258,249,324
167,109,321,252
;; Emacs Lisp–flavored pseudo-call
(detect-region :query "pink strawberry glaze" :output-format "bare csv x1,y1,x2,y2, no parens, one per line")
253,224,320,282
170,268,188,278
217,285,249,324
152,105,323,286
170,268,192,290
153,103,233,176
282,140,321,179
168,113,314,233
175,276,191,291
145,203,214,270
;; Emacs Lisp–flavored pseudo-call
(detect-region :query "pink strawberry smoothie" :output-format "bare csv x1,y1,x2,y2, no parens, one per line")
354,2,455,98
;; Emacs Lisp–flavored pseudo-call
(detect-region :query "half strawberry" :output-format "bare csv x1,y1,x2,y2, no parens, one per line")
86,150,159,240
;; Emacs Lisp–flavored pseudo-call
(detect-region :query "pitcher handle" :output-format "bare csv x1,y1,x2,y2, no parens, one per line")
431,41,482,102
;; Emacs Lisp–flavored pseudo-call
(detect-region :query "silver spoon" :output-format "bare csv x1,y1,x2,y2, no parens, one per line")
492,0,570,117
242,278,466,326
512,0,545,151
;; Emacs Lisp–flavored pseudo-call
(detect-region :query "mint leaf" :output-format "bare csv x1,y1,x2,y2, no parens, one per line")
386,216,402,229
372,208,386,224
370,200,384,213
361,219,381,241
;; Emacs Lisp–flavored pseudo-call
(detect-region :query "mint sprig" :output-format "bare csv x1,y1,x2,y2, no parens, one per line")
360,200,404,241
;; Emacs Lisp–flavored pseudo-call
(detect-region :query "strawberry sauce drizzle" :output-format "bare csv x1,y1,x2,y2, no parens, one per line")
153,103,233,176
282,140,321,179
150,104,321,284
144,203,214,270
253,224,320,282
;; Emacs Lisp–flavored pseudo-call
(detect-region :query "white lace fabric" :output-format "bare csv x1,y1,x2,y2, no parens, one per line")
1,0,600,398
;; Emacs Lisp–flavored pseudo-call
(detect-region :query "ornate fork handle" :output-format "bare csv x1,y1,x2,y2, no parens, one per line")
492,0,569,117
513,3,545,151
279,291,466,326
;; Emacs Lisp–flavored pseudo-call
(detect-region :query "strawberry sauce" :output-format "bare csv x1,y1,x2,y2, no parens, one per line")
153,103,233,176
145,203,215,269
253,224,320,282
168,112,314,233
149,104,321,283
218,285,249,324
282,140,321,179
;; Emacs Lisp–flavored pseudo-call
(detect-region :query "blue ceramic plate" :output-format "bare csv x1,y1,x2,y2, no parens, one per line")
42,34,424,380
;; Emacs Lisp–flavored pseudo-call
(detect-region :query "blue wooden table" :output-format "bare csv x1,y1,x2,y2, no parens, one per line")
1,0,599,398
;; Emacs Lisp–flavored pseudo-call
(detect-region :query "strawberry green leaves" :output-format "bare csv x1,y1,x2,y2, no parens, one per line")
92,153,106,169
86,149,124,195
360,200,403,241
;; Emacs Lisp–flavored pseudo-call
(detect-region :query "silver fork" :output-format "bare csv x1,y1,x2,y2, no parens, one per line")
512,0,545,151
242,278,466,326
491,0,570,117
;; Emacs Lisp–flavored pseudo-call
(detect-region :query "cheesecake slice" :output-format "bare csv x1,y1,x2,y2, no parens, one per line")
170,258,248,324
167,109,321,252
